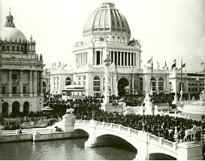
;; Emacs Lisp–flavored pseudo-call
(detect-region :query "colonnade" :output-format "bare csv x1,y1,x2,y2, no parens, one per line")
1,70,43,97
110,51,137,67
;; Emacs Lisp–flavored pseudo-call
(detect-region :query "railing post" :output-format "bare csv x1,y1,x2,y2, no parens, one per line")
173,142,177,150
119,125,121,131
128,128,131,134
159,137,163,145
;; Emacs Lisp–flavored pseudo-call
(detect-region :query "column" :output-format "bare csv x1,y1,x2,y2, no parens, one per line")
119,52,122,66
85,73,91,96
126,53,129,66
40,72,44,96
19,70,23,97
34,71,38,97
116,52,118,66
156,79,159,94
132,75,135,95
134,53,136,66
0,101,2,113
123,53,125,66
8,70,12,97
104,63,110,104
131,53,134,66
0,71,1,98
124,52,127,66
121,52,124,66
29,71,33,97
111,51,113,63
93,52,95,65
130,53,132,66
8,102,12,114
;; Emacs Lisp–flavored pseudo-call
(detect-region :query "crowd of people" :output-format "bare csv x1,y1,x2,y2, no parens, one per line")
45,94,203,142
1,94,203,142
73,103,202,142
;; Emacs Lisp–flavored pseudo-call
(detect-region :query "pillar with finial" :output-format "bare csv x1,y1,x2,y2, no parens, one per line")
143,57,154,115
170,59,178,105
179,58,185,102
5,9,15,28
103,50,111,105
101,44,115,112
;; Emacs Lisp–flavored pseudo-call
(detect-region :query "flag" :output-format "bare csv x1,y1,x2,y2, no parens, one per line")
147,57,153,64
171,59,176,70
201,62,205,72
181,63,186,68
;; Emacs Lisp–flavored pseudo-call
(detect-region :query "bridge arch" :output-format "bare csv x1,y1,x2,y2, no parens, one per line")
95,134,137,153
149,153,177,160
73,128,89,138
148,147,177,160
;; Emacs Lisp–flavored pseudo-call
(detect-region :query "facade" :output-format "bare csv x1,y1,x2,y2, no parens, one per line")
169,70,205,99
0,12,44,115
50,2,170,97
42,68,51,95
50,62,74,95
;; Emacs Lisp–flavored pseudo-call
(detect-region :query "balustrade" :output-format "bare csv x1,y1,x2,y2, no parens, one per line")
162,139,174,148
75,119,198,148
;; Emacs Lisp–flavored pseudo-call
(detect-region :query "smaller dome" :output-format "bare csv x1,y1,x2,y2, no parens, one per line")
0,27,26,41
0,12,26,41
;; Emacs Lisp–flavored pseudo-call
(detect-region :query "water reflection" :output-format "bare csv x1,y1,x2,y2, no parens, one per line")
0,139,136,160
0,139,176,160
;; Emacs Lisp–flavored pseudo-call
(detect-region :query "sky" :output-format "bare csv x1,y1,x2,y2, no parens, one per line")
1,0,205,72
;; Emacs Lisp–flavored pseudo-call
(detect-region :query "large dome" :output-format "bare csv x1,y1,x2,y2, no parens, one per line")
0,12,26,42
0,27,26,41
83,2,131,39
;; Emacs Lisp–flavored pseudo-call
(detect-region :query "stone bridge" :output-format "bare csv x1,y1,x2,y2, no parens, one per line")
74,120,203,160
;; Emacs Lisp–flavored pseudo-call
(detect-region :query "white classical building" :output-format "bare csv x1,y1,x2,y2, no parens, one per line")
0,12,44,115
50,2,170,97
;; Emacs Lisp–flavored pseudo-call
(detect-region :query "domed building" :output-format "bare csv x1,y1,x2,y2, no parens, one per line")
0,12,44,116
50,2,170,98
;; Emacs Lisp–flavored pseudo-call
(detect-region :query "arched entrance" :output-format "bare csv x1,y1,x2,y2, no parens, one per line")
65,77,72,86
2,102,9,116
12,101,20,114
118,78,129,96
43,81,47,94
23,102,29,115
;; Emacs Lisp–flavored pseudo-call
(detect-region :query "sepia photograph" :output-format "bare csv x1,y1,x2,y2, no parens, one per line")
0,0,205,160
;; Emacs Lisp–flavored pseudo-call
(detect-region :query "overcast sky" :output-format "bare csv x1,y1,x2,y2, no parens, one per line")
1,0,205,72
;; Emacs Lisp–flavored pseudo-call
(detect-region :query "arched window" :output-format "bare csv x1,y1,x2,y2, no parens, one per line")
12,101,20,115
139,77,143,92
93,76,101,97
158,77,164,93
151,77,156,92
23,102,29,115
2,102,9,116
65,77,71,86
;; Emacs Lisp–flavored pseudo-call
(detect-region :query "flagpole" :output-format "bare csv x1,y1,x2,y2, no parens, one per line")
150,56,153,96
203,62,205,93
180,58,183,101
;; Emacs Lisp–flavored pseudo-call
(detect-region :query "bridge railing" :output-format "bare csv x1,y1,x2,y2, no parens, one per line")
75,119,177,150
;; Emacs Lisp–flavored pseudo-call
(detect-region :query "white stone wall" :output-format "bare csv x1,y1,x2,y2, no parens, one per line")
0,96,44,114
